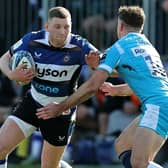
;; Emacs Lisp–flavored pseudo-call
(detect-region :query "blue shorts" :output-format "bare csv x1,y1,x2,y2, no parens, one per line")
139,101,168,139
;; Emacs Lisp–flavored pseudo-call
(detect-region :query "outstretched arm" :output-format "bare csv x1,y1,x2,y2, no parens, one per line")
85,51,119,77
110,70,119,77
85,51,101,70
36,70,109,119
100,82,133,96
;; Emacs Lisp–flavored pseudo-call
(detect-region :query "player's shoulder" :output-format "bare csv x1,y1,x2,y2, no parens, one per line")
23,29,46,41
69,33,90,46
119,33,150,46
70,33,84,41
113,33,150,53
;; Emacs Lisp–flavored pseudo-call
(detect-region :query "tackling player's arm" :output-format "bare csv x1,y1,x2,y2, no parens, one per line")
36,69,109,119
85,51,101,70
62,70,109,106
100,82,133,96
85,52,119,77
110,70,119,77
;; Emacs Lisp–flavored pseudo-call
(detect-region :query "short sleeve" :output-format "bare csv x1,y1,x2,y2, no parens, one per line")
98,44,121,75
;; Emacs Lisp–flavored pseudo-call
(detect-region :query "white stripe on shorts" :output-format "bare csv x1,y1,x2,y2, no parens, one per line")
8,116,37,137
140,104,160,130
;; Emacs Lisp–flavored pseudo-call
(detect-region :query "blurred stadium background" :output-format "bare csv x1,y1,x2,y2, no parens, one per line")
8,164,123,168
1,0,168,168
1,0,168,56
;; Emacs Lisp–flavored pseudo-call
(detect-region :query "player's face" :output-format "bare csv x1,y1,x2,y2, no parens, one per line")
162,0,168,12
46,17,71,48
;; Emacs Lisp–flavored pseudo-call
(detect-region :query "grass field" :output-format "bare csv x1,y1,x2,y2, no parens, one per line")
8,163,123,168
8,163,168,168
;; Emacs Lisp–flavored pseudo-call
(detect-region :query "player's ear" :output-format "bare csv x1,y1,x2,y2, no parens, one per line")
120,22,124,31
45,22,49,30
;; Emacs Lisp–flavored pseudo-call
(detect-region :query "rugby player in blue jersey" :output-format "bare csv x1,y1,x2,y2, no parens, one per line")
0,6,100,168
37,6,168,168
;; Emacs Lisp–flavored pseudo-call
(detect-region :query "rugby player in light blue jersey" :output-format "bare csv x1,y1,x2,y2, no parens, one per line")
37,6,168,168
0,6,100,168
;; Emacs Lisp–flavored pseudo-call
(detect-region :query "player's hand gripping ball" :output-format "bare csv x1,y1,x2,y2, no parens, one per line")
10,50,35,85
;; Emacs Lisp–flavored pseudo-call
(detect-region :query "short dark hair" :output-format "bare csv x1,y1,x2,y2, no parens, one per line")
48,6,71,20
118,6,145,29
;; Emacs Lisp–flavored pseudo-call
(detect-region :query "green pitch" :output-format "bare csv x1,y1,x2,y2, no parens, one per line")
9,164,40,168
9,164,123,168
9,162,168,168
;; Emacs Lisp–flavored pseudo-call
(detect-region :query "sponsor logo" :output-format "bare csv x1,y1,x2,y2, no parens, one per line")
34,52,42,58
35,64,68,78
63,55,70,62
19,58,30,70
134,48,145,54
122,64,135,71
58,136,65,141
33,81,59,94
131,47,145,56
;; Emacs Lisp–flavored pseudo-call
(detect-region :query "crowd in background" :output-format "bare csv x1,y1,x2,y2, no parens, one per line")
0,0,168,167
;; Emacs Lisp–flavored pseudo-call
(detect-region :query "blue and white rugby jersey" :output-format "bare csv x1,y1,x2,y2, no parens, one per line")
98,33,168,103
10,30,98,106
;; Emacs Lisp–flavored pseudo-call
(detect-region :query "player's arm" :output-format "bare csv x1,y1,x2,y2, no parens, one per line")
100,82,133,96
110,70,119,77
36,69,109,119
0,51,34,83
85,52,119,77
85,50,119,75
79,36,101,70
62,70,109,106
0,51,12,79
85,51,101,70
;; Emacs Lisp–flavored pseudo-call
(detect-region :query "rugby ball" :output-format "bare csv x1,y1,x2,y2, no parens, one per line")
10,50,35,85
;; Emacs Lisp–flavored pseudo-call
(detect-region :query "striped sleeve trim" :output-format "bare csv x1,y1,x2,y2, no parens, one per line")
98,64,113,75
